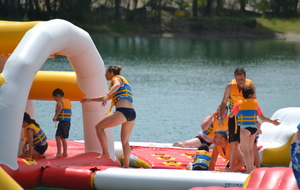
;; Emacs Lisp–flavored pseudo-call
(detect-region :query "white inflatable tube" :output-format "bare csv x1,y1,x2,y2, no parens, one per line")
93,168,248,190
258,107,300,166
0,19,114,170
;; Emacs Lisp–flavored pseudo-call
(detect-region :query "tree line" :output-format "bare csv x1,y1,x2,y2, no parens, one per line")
0,0,299,24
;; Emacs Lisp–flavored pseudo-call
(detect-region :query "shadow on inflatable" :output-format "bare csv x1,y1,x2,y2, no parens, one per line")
0,19,299,190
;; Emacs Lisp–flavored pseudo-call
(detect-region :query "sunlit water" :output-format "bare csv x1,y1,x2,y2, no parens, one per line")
35,36,300,143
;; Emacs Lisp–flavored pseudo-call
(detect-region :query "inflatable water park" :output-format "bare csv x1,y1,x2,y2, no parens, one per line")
0,19,299,190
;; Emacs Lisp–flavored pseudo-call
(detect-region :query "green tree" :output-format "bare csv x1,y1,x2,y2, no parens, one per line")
271,0,298,18
192,0,198,17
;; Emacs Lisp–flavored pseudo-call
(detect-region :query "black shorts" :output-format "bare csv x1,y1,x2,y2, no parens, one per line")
195,136,212,146
193,164,208,170
245,127,257,135
116,107,136,121
56,121,71,139
228,116,240,143
34,143,48,154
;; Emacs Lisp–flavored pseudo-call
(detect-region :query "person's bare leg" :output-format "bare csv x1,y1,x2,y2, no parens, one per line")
55,136,62,157
95,112,126,159
229,141,238,172
182,137,202,148
62,138,68,157
172,142,183,147
187,162,193,170
253,140,260,168
120,120,135,168
240,129,253,173
96,128,109,159
248,134,257,172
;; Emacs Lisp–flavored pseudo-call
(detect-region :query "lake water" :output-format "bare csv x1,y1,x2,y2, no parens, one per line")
36,36,300,144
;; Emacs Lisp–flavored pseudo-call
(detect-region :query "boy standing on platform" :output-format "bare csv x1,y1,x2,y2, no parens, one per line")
52,88,72,157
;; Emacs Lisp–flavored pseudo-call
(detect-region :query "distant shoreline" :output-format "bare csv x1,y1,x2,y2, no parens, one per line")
280,33,300,42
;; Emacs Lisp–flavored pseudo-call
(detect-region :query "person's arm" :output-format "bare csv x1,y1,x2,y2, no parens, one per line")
53,101,63,121
219,83,231,126
259,114,280,125
27,129,35,159
208,146,218,171
80,76,123,106
228,103,238,118
258,106,280,125
22,141,28,153
201,111,218,131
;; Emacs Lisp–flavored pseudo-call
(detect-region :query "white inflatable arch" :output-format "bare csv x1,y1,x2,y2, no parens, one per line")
0,19,115,170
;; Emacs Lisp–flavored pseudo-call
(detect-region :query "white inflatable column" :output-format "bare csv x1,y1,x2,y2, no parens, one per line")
0,19,114,169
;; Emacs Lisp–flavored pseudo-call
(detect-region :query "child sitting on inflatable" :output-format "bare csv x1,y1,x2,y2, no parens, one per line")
19,112,48,159
187,144,212,170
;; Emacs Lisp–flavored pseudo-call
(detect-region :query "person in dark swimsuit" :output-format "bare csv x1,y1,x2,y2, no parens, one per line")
81,65,136,168
229,87,280,173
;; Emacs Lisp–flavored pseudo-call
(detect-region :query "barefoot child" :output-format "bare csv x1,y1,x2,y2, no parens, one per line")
52,88,72,157
229,87,280,173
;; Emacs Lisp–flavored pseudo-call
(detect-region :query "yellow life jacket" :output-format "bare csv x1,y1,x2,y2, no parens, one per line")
22,123,47,146
106,75,133,114
217,143,231,161
228,79,252,111
56,98,72,121
202,115,229,138
192,150,212,168
236,99,258,125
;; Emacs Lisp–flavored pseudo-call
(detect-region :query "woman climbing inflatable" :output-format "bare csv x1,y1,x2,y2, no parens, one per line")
81,65,136,168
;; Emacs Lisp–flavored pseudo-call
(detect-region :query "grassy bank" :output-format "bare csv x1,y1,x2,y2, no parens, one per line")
78,17,300,40
257,18,300,34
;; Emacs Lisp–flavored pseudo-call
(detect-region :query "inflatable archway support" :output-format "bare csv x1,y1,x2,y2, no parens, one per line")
0,19,115,170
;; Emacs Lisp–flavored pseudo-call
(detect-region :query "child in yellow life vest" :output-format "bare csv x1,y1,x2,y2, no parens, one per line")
19,112,48,159
229,87,280,173
52,88,72,157
187,144,212,170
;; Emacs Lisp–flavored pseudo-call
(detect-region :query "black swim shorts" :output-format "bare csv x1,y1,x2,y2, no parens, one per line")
116,107,136,121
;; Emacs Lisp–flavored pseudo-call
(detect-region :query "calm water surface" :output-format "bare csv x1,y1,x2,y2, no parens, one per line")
36,36,300,143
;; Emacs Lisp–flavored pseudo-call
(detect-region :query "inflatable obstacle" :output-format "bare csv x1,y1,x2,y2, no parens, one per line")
126,145,231,170
0,140,120,189
189,167,298,190
258,107,300,166
0,19,114,171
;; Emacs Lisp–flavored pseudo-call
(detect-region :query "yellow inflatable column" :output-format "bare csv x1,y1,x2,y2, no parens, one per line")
0,167,23,190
